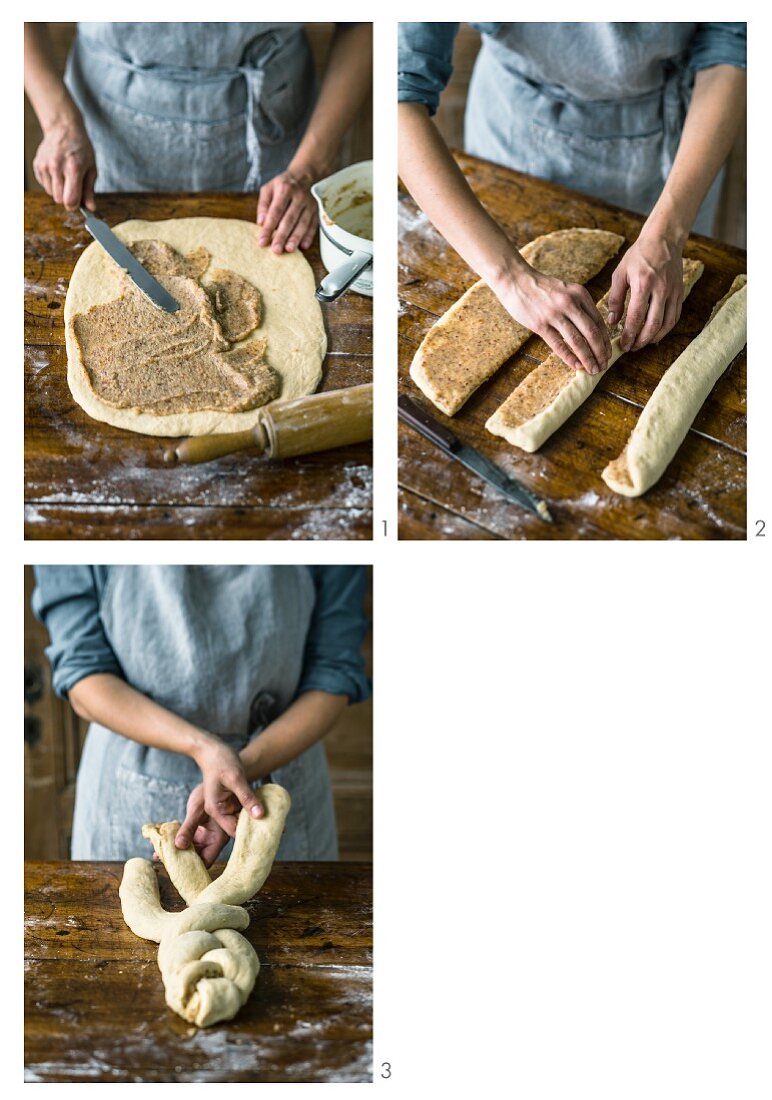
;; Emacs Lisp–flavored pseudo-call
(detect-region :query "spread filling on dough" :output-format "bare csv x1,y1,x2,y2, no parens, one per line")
70,240,280,415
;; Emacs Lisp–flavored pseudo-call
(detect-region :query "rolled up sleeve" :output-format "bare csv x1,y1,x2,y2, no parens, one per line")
32,566,123,698
398,22,459,115
688,23,746,71
297,567,371,704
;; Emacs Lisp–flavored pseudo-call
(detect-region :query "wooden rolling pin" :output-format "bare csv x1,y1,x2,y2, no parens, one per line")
164,384,372,466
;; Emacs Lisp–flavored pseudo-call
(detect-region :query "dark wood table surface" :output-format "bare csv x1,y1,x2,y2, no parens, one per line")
25,860,372,1083
25,192,372,540
399,153,747,541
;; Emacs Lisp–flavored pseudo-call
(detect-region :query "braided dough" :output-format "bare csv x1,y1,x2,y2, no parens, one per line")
486,258,705,452
602,275,747,496
119,783,291,1027
409,229,624,416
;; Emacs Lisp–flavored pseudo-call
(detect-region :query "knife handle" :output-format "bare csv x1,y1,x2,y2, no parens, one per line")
398,395,458,452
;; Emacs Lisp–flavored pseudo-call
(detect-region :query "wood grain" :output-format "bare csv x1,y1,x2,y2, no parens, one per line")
398,153,747,541
25,860,372,1083
24,192,372,540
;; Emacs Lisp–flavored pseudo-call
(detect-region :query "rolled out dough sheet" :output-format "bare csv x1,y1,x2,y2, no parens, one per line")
602,276,747,497
485,259,705,452
64,217,327,437
409,228,624,416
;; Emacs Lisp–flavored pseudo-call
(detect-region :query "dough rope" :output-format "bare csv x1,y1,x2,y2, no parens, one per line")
119,783,291,1027
602,276,747,497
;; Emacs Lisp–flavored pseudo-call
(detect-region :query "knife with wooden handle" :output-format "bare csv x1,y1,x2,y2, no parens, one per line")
164,384,373,466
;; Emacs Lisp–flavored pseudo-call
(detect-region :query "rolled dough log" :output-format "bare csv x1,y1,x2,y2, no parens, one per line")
485,258,704,452
409,228,624,416
119,784,291,1027
602,276,747,497
65,218,327,437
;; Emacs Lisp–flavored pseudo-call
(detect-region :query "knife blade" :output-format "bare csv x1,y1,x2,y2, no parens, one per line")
398,394,552,523
80,207,180,313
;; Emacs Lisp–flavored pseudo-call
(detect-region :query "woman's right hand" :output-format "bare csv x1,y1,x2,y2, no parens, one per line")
191,734,265,838
490,265,611,376
32,117,97,212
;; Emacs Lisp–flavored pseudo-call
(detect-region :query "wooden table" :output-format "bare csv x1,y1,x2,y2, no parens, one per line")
399,153,747,540
25,193,372,540
25,860,372,1083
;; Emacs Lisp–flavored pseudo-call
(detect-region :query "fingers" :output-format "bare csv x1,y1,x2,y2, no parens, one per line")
271,199,312,253
652,292,683,345
542,326,582,372
175,804,205,850
228,773,266,819
62,156,86,211
631,288,666,351
256,181,274,229
49,163,65,206
283,206,315,253
195,826,223,868
572,297,612,370
82,167,97,212
258,180,291,246
556,317,604,375
606,265,629,327
33,160,52,199
619,282,651,352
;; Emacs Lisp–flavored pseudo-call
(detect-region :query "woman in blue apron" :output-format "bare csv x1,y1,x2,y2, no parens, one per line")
25,22,372,253
399,23,746,371
32,566,370,864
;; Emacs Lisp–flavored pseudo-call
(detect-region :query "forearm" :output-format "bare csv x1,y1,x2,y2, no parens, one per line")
239,690,347,781
68,673,210,759
398,101,524,287
290,24,373,182
24,24,82,133
645,65,746,246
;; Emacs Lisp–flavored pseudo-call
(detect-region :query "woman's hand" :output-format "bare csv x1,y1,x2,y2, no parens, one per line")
188,735,265,838
32,117,97,212
172,784,230,866
491,265,612,375
257,168,318,254
607,232,684,353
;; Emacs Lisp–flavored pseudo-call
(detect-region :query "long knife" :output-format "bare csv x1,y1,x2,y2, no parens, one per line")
79,206,180,313
398,394,552,523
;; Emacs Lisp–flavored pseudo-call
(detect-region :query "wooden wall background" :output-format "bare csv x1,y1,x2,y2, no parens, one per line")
24,566,373,862
433,25,746,249
24,23,373,192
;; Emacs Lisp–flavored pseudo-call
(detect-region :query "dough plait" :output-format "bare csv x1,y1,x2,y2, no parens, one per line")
119,783,291,1027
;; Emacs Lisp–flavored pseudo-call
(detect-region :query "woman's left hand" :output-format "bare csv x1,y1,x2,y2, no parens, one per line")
607,231,685,353
257,168,318,254
173,783,231,866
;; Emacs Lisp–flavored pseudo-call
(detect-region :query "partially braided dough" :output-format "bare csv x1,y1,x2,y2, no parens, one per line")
119,783,291,1027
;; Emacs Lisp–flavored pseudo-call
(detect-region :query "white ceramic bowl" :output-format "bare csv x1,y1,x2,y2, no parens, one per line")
311,160,373,297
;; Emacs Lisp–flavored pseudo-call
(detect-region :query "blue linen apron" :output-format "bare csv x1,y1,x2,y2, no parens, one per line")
465,23,723,234
65,23,314,192
70,566,338,862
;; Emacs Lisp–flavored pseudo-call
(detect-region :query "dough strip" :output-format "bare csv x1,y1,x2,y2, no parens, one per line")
409,228,624,416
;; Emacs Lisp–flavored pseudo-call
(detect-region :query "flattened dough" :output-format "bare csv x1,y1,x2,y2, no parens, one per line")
486,258,704,452
65,217,327,436
602,276,747,497
409,228,624,416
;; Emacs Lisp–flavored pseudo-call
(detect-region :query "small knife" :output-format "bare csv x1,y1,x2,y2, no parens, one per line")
79,206,180,313
398,394,552,523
